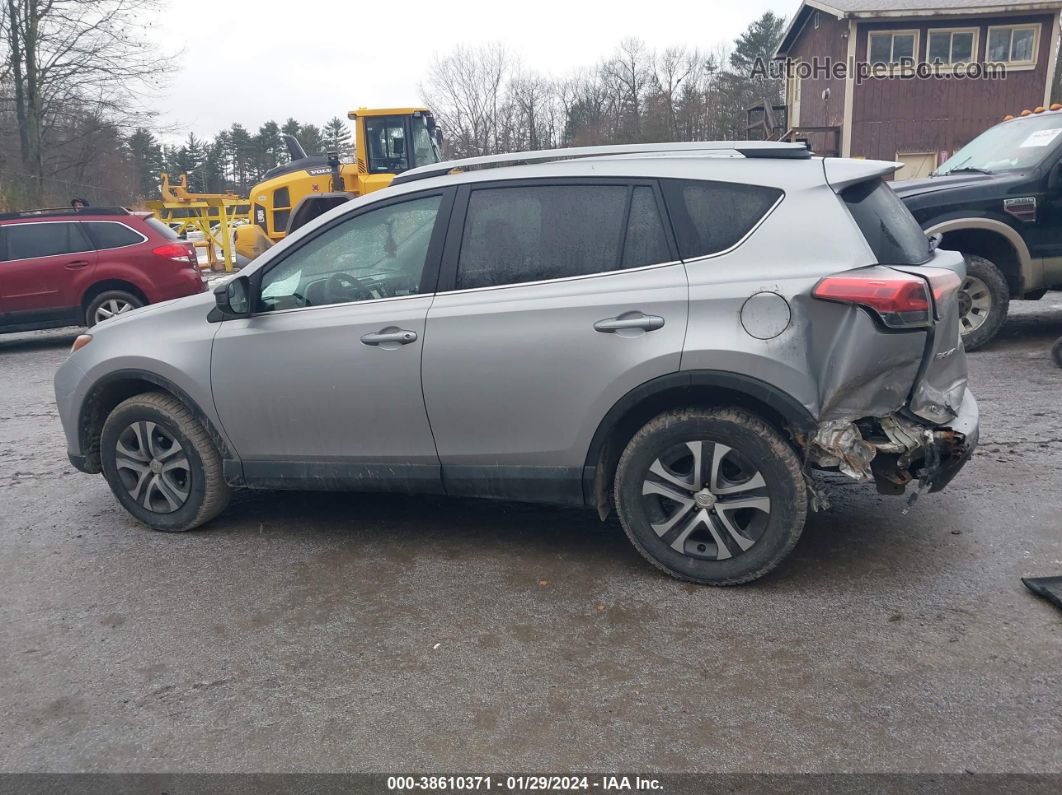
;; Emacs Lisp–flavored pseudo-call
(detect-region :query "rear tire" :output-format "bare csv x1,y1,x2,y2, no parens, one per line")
614,407,807,586
100,392,230,532
86,290,144,327
958,255,1009,351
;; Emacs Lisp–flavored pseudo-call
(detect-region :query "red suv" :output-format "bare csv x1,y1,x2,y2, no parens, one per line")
0,207,205,333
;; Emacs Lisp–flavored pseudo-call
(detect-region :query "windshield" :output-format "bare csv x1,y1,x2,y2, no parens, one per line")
935,113,1062,175
365,116,411,174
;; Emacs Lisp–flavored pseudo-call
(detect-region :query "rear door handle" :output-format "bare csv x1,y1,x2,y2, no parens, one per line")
594,313,665,333
64,260,90,270
360,328,418,346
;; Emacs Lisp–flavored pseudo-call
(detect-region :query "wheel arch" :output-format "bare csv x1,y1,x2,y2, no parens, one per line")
77,368,231,474
925,217,1033,297
582,371,816,518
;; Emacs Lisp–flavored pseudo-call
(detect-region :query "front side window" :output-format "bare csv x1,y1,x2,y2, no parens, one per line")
364,116,410,174
987,25,1038,66
84,222,144,249
4,222,93,260
661,179,782,260
257,195,441,312
410,116,441,168
927,29,976,65
869,31,917,66
455,184,672,291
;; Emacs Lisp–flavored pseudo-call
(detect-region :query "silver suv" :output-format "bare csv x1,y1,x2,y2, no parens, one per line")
54,142,979,585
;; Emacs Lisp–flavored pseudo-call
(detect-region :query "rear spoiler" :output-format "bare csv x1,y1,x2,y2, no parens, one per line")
823,158,903,192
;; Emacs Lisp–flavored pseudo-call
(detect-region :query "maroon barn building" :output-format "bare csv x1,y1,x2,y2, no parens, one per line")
773,0,1062,175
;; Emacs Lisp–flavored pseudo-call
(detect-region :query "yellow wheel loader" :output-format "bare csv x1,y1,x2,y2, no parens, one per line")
235,107,442,260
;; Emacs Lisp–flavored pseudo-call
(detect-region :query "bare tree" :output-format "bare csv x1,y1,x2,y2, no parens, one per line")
0,0,173,203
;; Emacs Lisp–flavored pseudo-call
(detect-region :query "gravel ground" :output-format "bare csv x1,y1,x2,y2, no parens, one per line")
0,296,1060,773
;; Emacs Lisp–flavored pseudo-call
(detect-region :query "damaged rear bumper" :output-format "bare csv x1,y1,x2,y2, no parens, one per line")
803,390,979,495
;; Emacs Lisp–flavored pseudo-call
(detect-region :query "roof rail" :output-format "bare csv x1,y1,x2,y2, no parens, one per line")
392,141,811,186
0,206,131,221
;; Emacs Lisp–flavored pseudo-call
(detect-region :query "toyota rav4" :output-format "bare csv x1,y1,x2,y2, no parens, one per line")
54,142,978,585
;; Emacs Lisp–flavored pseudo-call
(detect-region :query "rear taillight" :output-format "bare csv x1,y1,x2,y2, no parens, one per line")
812,271,932,329
152,242,197,266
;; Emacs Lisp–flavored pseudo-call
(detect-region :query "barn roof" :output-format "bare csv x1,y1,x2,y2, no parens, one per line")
776,0,1062,56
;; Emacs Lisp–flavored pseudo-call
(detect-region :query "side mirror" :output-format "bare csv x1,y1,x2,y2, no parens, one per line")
214,275,251,317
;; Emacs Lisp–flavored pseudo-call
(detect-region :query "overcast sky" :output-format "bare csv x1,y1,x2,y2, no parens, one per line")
151,0,793,143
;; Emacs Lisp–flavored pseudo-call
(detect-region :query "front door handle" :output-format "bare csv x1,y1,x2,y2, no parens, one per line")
594,312,665,333
360,327,418,347
64,260,91,270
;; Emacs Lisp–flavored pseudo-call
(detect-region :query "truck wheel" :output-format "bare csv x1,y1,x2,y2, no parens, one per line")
958,255,1009,351
100,392,230,531
86,290,143,326
614,407,807,586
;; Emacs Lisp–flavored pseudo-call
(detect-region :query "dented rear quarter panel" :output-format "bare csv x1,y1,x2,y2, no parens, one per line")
680,177,933,424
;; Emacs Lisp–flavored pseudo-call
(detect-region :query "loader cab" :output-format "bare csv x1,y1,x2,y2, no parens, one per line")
350,108,442,174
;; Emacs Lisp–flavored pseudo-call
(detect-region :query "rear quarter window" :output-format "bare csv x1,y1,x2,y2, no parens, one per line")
661,179,782,259
84,222,145,249
143,217,179,241
842,178,931,265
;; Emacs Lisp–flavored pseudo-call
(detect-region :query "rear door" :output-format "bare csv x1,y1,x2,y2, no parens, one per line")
421,179,688,504
0,221,97,328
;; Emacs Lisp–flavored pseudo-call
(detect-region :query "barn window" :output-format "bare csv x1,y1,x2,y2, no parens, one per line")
927,29,978,65
987,24,1039,67
869,31,918,66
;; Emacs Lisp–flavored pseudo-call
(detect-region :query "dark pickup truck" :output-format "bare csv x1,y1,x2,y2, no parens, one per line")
893,108,1062,350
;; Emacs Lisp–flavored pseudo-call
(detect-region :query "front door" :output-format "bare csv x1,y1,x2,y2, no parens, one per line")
211,191,452,491
0,221,97,327
422,180,688,504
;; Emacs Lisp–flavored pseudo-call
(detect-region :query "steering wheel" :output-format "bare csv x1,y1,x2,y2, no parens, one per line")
325,272,373,303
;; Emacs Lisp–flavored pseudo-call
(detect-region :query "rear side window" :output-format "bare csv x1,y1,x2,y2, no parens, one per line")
144,217,179,240
842,178,931,265
661,179,782,259
4,222,93,260
456,184,672,290
84,222,144,249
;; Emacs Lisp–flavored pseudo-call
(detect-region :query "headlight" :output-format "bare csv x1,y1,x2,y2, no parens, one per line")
71,334,93,354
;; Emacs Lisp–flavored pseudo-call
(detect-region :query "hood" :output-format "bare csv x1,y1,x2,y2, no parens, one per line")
891,170,1026,200
89,290,215,337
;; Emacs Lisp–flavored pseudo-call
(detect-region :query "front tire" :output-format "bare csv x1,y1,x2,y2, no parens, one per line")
615,407,807,586
100,392,230,531
958,255,1009,351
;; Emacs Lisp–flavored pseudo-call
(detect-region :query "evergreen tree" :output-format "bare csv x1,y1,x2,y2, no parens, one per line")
728,11,787,107
228,123,253,192
323,116,353,158
254,120,284,173
126,128,164,199
299,124,325,156
281,117,302,137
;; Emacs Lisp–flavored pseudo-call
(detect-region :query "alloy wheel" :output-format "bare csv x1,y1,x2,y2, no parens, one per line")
94,298,136,323
957,275,992,334
640,440,771,561
114,421,191,514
